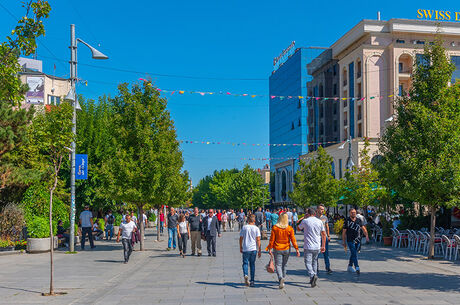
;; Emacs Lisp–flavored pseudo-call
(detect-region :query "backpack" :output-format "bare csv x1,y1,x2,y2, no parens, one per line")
107,215,115,225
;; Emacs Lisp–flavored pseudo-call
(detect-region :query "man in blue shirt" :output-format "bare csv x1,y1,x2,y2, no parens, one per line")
264,209,272,231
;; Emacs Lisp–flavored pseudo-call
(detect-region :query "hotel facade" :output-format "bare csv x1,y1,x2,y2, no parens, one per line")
271,18,460,206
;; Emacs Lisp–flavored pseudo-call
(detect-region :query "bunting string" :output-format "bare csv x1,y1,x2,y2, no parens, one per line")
140,78,400,101
179,140,340,147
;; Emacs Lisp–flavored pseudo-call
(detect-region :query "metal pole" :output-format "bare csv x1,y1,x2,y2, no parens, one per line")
69,24,77,252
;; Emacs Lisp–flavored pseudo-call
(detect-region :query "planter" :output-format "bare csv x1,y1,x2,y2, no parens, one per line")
113,226,119,236
0,246,15,252
27,237,58,253
383,236,393,246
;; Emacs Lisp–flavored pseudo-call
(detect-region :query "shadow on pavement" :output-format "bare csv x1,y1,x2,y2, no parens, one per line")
93,259,123,263
196,280,282,289
288,270,460,292
0,286,42,294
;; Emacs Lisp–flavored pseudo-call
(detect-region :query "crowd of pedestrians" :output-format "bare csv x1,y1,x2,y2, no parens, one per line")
75,204,371,289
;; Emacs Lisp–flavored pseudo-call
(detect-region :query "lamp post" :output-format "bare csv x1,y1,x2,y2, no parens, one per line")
68,24,108,252
339,135,354,171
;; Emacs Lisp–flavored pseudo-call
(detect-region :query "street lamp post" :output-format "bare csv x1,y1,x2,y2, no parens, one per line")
339,135,354,171
68,24,108,252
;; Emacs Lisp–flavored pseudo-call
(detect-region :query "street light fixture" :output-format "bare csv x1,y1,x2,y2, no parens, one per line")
338,136,354,170
68,24,108,252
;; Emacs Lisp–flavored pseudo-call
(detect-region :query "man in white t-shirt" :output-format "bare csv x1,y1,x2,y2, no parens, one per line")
297,207,326,288
239,214,261,287
79,205,95,250
117,214,138,264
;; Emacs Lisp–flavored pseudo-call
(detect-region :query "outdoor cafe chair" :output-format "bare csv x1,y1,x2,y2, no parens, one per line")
441,235,455,260
452,235,460,261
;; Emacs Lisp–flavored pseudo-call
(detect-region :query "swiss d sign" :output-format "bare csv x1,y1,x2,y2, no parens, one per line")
75,154,88,180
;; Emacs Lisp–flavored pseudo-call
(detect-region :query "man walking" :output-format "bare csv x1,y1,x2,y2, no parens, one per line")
189,207,202,256
116,214,138,263
292,208,298,234
316,204,332,274
239,214,261,287
286,208,293,227
342,208,369,275
237,209,246,231
79,205,95,250
298,208,326,288
254,207,264,231
167,207,179,251
202,209,221,256
104,210,115,241
264,209,271,231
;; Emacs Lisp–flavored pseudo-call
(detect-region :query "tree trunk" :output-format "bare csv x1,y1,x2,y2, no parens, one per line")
428,205,437,259
138,205,144,251
157,207,160,241
49,182,56,295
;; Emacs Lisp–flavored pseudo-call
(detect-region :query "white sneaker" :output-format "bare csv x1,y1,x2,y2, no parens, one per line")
347,266,355,273
244,275,250,286
279,278,285,289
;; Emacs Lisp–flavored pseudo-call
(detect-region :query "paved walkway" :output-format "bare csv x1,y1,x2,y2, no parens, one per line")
0,228,459,305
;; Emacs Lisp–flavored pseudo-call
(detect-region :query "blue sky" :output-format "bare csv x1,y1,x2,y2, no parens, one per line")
0,0,449,185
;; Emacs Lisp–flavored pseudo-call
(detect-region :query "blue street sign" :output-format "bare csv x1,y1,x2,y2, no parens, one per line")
75,154,88,180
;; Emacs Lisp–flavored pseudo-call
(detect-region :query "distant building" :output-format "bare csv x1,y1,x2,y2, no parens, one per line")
18,58,70,108
257,164,270,184
269,46,324,204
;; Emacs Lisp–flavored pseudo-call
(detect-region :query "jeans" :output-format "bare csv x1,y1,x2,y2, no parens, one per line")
304,249,320,279
81,227,94,249
293,221,297,234
347,241,360,268
105,224,114,240
273,249,290,281
168,227,177,249
122,238,133,262
242,251,257,282
323,239,330,270
160,221,164,234
178,232,188,254
238,221,244,231
266,220,271,231
190,231,202,254
206,233,216,256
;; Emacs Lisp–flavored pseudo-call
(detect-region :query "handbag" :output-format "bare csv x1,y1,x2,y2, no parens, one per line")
265,253,275,273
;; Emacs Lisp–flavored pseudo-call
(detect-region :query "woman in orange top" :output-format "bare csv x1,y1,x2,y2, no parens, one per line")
266,213,300,289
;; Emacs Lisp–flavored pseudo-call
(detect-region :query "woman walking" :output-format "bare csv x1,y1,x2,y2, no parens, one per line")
177,214,190,258
266,213,300,289
222,210,228,232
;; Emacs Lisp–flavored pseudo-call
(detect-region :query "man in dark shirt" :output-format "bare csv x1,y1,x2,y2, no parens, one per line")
167,207,179,250
342,208,369,275
254,207,264,231
188,207,202,256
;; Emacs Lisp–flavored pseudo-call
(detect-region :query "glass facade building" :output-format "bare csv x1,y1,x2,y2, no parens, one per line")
269,48,310,169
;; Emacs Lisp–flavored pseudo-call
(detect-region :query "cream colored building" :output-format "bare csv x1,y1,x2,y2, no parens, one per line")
308,18,460,176
18,57,71,108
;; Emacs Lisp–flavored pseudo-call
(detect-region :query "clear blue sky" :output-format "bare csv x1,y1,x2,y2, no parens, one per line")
0,0,449,185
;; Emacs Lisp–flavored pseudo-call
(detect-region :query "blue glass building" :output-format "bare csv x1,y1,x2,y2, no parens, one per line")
269,47,323,203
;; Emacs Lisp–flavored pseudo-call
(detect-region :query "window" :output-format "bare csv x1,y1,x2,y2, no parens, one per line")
48,95,60,106
358,123,362,137
451,56,460,83
399,84,404,96
331,162,336,178
357,83,362,99
344,111,348,126
399,62,404,73
357,60,362,78
320,105,324,118
416,40,425,45
333,64,337,76
320,123,324,135
298,100,301,108
291,122,294,130
416,54,429,67
358,105,362,120
333,84,337,96
396,39,405,44
334,120,338,132
333,103,337,115
298,118,301,127
344,99,347,107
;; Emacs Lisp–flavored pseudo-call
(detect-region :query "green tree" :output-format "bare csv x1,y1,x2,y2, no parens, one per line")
0,0,51,195
378,38,460,259
100,82,184,250
228,165,269,210
341,139,388,211
29,102,74,295
290,146,340,208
